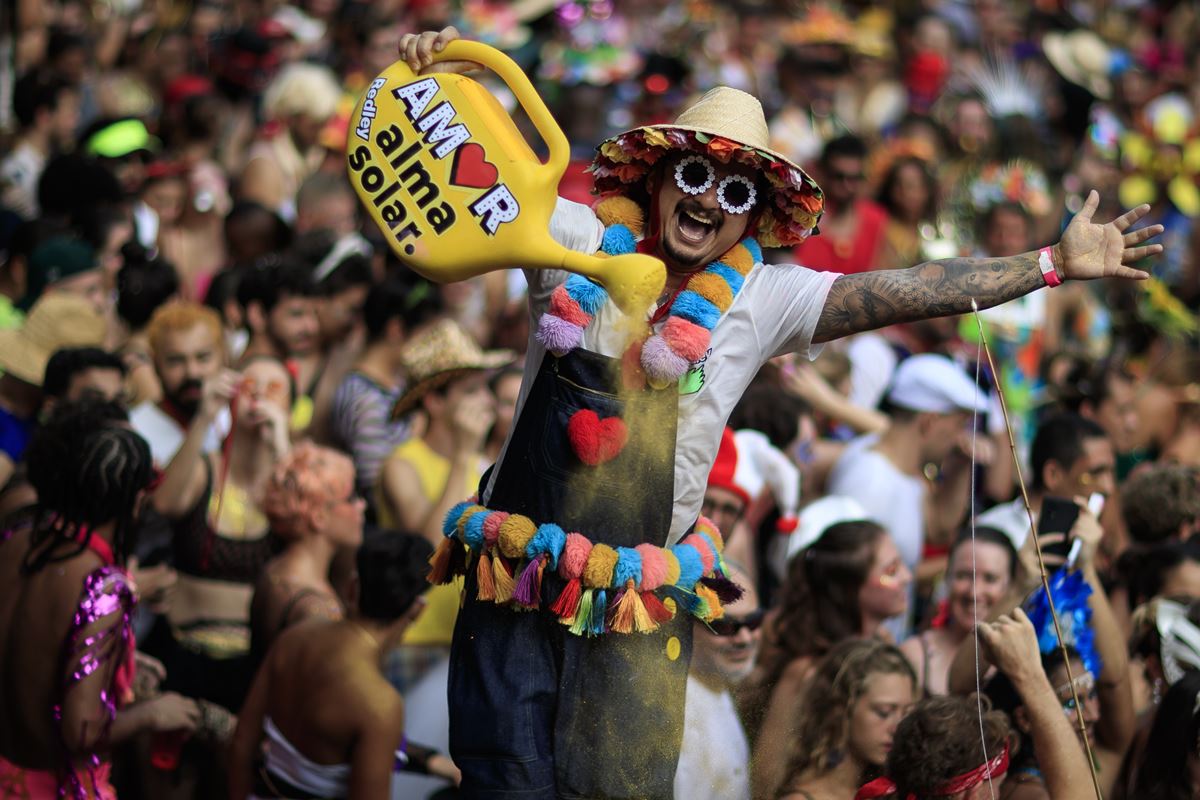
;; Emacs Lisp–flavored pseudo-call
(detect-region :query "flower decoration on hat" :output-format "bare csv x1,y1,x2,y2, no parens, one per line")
590,87,825,247
1117,94,1200,217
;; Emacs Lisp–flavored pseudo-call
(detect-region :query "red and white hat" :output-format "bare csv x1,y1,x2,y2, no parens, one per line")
707,428,801,528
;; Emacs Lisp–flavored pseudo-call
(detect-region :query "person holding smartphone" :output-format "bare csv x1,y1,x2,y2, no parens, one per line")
949,500,1135,799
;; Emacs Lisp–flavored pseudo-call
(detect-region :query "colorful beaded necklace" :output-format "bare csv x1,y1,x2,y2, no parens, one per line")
536,195,762,388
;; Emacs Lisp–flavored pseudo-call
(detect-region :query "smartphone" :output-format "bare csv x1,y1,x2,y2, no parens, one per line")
1038,496,1081,559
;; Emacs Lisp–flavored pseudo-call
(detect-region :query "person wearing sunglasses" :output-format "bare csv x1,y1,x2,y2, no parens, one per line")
675,562,762,800
398,25,1161,800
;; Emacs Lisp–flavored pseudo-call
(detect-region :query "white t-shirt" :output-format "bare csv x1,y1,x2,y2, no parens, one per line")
826,433,926,569
674,673,752,800
481,198,839,545
129,402,231,468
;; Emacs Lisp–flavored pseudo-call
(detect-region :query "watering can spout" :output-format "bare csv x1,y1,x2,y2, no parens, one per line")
348,41,666,315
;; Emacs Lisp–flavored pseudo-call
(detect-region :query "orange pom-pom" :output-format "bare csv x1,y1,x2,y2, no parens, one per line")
722,243,754,275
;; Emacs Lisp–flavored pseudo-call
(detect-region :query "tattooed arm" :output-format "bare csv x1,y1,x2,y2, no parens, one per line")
813,193,1163,343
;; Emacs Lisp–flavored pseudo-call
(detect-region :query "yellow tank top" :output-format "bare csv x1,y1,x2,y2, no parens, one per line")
376,437,480,646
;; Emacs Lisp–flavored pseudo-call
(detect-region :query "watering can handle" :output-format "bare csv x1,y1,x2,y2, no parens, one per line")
431,41,570,179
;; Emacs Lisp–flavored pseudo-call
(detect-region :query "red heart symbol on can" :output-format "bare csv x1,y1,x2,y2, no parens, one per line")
449,142,499,189
567,409,628,466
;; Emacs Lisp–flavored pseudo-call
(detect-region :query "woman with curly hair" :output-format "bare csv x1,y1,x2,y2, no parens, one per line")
249,441,366,663
748,520,912,800
776,639,917,800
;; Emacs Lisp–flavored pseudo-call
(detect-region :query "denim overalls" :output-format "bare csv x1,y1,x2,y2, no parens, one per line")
449,346,693,800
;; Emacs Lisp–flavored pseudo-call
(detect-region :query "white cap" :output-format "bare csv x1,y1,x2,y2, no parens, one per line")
887,354,988,414
785,495,872,562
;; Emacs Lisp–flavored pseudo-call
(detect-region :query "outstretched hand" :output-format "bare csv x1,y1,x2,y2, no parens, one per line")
1057,191,1163,281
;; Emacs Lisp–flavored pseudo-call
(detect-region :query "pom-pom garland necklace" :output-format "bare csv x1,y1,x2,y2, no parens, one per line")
428,499,742,637
536,195,761,388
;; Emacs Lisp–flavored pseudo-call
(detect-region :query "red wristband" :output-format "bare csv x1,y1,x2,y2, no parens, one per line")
1039,246,1062,287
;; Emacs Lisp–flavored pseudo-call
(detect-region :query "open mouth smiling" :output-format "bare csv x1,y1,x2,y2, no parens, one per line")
675,206,720,245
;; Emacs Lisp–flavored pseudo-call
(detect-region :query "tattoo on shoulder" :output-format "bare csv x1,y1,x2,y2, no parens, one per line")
813,253,1043,342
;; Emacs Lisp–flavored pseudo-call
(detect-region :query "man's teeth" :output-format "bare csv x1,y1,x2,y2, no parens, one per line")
684,209,713,226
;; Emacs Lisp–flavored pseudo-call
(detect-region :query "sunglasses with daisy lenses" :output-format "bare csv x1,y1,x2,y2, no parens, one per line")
708,608,766,637
674,154,758,215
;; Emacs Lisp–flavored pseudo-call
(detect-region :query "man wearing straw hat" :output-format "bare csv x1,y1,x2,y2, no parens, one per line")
0,293,107,490
396,27,1164,800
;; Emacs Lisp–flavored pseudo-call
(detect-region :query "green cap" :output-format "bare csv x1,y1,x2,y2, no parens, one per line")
20,237,99,311
84,118,161,159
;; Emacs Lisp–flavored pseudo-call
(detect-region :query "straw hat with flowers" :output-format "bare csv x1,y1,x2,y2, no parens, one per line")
589,86,825,248
0,293,107,387
391,319,514,419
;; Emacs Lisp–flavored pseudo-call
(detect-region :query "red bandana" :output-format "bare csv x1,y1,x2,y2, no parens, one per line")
854,743,1010,800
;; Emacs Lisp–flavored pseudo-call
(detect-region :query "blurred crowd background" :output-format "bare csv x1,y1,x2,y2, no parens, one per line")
4,1,1200,799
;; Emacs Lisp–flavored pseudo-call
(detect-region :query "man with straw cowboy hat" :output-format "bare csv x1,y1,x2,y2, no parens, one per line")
396,26,1165,800
0,292,107,490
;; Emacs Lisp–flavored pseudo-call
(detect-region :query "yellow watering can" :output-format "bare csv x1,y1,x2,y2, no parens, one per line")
347,41,665,314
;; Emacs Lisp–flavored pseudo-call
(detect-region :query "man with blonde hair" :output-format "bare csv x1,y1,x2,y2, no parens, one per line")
130,300,230,466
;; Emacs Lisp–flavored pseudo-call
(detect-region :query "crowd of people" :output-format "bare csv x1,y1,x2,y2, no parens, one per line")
1,0,1200,799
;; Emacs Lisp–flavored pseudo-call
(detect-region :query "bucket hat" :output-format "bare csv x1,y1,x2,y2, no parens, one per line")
0,293,107,386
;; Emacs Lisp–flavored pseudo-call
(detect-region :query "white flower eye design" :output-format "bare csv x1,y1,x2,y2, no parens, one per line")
717,175,757,215
674,154,715,196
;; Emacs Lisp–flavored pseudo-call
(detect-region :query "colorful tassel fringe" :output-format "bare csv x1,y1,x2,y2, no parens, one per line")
433,502,736,637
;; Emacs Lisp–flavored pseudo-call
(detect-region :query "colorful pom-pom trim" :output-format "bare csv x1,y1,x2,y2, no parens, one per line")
429,501,740,637
535,195,758,387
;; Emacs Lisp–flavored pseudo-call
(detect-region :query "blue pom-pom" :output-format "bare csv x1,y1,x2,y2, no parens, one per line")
564,274,609,316
526,523,568,570
613,547,643,588
464,511,488,549
672,544,705,588
708,263,745,294
443,502,473,538
670,291,721,329
741,238,763,264
601,224,638,256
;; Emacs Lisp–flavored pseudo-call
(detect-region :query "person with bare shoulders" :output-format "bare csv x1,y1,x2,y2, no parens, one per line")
900,528,1017,696
230,531,461,799
250,441,364,664
0,406,198,797
776,639,917,800
747,519,912,800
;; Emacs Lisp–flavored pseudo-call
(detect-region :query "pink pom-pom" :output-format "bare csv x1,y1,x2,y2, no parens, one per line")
636,543,669,591
482,511,509,547
559,532,593,579
537,315,585,354
683,533,716,574
661,317,711,363
549,288,591,327
640,335,690,383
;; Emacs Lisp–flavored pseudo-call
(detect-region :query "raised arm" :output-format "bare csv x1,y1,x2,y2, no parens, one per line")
813,194,1162,343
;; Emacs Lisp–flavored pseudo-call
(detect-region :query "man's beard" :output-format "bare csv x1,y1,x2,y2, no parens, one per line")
164,378,203,419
